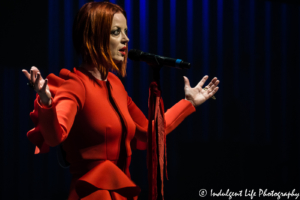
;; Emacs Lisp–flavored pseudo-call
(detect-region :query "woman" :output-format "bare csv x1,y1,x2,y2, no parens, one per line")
22,2,219,200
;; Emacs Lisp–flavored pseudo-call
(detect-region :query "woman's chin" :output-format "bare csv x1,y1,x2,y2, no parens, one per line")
112,58,124,65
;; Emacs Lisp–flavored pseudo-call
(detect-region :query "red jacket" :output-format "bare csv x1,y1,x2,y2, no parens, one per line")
27,67,195,200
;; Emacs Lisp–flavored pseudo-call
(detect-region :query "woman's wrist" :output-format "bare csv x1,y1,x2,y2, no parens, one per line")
39,95,52,107
184,98,196,107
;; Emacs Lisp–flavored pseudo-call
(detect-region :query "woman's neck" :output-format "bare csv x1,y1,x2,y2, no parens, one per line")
80,63,107,81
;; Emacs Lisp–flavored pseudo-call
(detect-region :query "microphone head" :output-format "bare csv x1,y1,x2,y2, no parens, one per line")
128,49,143,61
181,61,191,69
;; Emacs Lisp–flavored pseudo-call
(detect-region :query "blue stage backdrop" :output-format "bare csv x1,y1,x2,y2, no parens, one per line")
1,0,300,199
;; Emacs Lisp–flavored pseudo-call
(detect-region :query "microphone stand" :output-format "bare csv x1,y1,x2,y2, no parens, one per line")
131,52,191,200
147,63,166,200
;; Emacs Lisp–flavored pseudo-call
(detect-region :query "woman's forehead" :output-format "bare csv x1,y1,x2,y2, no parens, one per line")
112,13,127,27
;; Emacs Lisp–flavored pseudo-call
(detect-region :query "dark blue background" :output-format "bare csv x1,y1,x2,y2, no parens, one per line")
1,0,300,199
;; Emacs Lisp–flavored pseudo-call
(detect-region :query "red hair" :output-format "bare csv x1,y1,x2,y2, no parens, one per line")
73,2,128,78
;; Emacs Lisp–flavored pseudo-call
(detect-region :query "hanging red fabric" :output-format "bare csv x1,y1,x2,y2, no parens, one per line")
147,82,168,200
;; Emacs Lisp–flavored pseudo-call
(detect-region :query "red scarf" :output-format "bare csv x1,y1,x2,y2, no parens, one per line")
147,82,168,200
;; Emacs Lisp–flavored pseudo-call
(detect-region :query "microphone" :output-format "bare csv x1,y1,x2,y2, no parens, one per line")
128,49,191,69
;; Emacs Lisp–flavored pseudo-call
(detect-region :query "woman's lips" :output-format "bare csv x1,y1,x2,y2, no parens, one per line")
119,47,126,56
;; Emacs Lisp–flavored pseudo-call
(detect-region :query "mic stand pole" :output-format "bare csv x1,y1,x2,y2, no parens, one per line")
147,64,167,200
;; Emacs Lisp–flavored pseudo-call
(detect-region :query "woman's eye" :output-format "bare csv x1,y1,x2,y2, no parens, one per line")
111,29,120,36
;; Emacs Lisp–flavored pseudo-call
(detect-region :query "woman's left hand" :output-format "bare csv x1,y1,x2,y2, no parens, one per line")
183,75,220,107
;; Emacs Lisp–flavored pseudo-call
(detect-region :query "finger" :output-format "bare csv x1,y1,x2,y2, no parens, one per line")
212,79,220,86
30,66,39,73
30,69,35,83
22,69,31,80
35,73,41,89
196,75,209,88
204,78,218,91
183,76,191,89
42,79,48,91
30,66,41,81
209,87,219,97
207,80,220,93
207,77,218,88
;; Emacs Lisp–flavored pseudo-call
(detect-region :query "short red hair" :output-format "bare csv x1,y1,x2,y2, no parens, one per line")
73,2,127,78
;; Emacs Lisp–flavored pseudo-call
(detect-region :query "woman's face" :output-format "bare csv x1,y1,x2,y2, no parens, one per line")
110,12,129,64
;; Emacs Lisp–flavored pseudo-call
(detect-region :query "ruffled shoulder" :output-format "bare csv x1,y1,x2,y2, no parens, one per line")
27,69,72,154
75,160,140,199
27,67,146,154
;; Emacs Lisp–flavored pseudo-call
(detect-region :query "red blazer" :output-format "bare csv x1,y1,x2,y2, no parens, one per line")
27,67,195,200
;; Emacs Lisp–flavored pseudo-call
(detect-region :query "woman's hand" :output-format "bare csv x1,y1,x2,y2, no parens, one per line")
183,75,219,107
22,66,52,106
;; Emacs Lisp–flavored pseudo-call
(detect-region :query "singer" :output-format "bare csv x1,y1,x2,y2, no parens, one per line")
22,2,219,200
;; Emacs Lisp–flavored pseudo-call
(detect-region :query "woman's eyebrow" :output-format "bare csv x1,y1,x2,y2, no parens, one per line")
111,25,127,29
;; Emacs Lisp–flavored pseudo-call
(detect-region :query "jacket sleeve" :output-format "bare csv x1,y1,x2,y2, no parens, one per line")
127,95,196,142
28,75,85,150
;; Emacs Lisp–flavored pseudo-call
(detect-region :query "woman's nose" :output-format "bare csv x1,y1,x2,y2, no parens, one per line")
122,32,129,43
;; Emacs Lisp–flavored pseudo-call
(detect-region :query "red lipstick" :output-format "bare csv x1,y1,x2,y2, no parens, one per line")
119,46,127,56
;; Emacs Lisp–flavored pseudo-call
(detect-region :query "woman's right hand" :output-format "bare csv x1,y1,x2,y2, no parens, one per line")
22,66,52,106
